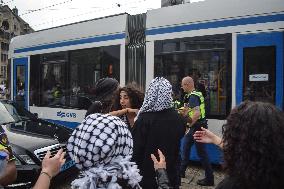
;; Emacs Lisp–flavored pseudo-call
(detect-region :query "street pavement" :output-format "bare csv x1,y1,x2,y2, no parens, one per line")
181,164,225,189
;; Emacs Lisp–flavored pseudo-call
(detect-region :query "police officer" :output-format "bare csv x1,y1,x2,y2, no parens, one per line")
179,76,214,186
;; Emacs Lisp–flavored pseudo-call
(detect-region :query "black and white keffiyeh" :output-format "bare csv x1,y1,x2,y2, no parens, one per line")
67,113,142,189
136,77,173,118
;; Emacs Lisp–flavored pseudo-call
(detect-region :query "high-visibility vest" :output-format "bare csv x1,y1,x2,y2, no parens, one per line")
187,91,206,120
53,89,62,99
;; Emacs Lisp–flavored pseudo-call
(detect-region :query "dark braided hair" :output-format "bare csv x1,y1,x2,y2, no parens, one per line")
222,101,284,189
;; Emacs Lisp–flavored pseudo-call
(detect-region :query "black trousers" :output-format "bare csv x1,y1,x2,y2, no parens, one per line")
180,123,214,181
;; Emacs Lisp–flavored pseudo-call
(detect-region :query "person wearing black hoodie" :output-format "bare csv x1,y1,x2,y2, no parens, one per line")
132,77,186,189
85,77,119,117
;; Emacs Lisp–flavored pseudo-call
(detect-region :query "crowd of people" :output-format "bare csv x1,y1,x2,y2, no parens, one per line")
1,76,284,189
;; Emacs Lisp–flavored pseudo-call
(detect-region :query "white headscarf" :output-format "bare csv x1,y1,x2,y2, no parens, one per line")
136,77,173,119
67,113,142,189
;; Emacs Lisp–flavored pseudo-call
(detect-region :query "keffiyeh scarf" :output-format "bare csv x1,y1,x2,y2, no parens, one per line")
137,77,173,118
67,113,142,189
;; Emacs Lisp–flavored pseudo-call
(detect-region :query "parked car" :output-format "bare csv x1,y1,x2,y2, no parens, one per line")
0,100,77,188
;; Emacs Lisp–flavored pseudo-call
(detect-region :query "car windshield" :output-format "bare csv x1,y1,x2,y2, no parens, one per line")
0,102,15,125
0,101,34,124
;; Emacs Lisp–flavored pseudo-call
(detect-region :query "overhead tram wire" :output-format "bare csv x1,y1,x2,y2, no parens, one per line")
19,0,74,16
32,0,145,28
32,0,147,29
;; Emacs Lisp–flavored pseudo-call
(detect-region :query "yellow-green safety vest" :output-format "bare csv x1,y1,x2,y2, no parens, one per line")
187,91,206,120
53,90,62,99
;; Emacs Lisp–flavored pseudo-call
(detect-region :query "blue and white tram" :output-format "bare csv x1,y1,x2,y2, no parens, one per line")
9,14,132,128
145,0,283,163
9,0,284,163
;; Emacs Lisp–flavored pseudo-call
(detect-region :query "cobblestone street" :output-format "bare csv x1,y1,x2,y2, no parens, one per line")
181,165,225,189
54,164,225,189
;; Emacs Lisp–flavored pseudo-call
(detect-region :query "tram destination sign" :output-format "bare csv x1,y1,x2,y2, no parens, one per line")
249,74,269,82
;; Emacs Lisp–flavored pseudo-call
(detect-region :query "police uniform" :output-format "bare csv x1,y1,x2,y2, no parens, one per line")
184,90,206,123
180,90,214,185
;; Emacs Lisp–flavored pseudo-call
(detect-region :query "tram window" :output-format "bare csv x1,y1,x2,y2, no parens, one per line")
154,34,231,118
162,42,180,52
68,45,120,109
30,45,120,109
70,47,101,99
41,52,67,107
243,46,276,104
30,52,67,107
101,45,120,80
15,66,25,108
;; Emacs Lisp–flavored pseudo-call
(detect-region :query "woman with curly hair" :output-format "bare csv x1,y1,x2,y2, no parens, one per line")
110,85,144,129
194,101,284,189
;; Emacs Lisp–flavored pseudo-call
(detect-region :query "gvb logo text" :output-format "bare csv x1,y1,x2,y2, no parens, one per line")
57,111,76,118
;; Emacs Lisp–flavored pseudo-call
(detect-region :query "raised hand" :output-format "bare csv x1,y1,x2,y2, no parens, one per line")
151,149,166,170
193,127,222,148
41,148,66,178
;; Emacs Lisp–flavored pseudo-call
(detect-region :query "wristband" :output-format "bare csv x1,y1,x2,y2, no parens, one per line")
41,171,52,180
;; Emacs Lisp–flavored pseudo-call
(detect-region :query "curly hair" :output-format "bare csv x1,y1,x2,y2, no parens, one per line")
222,101,284,189
113,84,144,110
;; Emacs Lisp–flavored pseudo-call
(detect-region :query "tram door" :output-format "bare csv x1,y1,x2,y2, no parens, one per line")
13,57,28,109
236,32,283,109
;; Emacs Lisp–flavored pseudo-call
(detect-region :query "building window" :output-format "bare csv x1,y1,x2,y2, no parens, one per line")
0,65,7,78
1,53,8,62
3,32,10,40
154,34,232,118
1,20,9,30
1,42,9,51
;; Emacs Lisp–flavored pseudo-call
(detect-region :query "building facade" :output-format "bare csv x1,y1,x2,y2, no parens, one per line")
0,5,33,85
